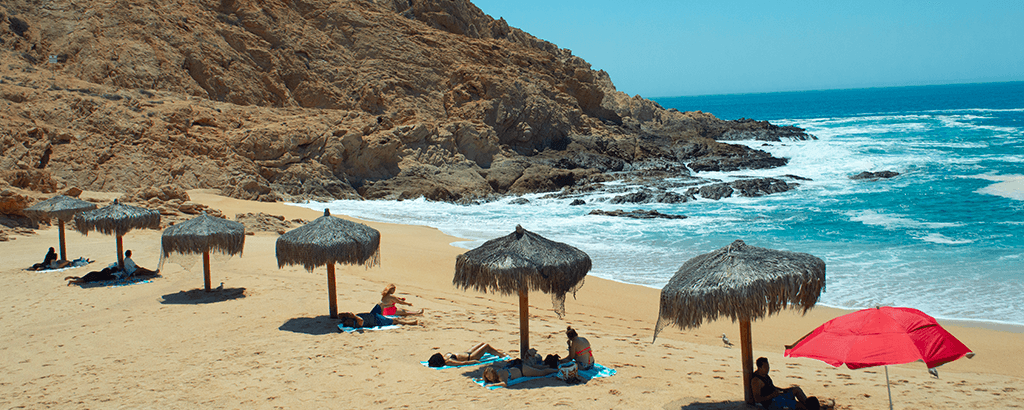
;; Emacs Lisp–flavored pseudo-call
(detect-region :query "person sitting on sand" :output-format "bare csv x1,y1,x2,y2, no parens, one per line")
338,306,418,328
29,247,59,270
379,284,423,316
561,326,595,370
752,357,816,409
427,343,505,367
481,360,558,387
122,250,158,276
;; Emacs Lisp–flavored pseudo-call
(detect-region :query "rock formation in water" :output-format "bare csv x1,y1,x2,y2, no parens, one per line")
0,0,813,206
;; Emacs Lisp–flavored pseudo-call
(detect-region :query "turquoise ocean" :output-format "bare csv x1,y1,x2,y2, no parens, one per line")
295,82,1024,327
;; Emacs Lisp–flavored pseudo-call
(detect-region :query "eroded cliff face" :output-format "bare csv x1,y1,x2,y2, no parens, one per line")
0,0,811,203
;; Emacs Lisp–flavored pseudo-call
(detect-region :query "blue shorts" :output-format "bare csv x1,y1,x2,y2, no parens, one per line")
768,390,799,409
370,304,393,326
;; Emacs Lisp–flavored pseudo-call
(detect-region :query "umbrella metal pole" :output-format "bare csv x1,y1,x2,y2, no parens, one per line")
327,263,338,319
740,317,754,405
203,251,211,291
116,235,124,270
886,365,893,410
519,289,529,362
58,220,67,261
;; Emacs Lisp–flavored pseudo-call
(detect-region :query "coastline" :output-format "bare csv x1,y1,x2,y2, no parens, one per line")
1,189,1021,409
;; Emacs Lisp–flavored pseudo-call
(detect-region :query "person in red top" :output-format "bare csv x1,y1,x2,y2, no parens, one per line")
562,326,594,370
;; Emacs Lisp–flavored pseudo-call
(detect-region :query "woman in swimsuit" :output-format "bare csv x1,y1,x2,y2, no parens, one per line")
563,326,595,370
379,284,423,316
427,343,504,367
481,360,558,386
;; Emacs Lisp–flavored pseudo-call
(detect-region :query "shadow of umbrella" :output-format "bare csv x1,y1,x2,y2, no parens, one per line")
654,240,826,405
24,195,96,261
454,224,591,362
279,316,343,336
161,212,245,291
160,287,247,305
276,209,380,319
74,199,160,269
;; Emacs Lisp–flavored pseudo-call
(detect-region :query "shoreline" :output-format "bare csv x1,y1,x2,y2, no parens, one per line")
2,189,1021,409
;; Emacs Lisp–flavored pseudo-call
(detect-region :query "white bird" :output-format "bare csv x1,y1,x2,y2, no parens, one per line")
722,333,733,348
928,367,939,378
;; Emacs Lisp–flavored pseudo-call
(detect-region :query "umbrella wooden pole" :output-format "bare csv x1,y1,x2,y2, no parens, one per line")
116,235,124,269
885,366,893,410
58,220,67,261
519,289,529,362
203,251,212,291
327,263,338,319
740,317,754,405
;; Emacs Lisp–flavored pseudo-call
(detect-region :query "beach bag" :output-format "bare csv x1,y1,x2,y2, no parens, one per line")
556,360,581,384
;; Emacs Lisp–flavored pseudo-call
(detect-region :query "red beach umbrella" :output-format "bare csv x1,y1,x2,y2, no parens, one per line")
785,306,974,409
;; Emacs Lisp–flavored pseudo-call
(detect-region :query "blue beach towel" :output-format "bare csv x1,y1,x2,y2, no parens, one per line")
474,363,617,389
338,323,401,333
420,352,511,369
73,276,153,288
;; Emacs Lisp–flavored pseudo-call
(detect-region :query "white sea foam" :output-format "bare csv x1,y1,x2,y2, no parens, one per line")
848,210,962,230
917,233,975,245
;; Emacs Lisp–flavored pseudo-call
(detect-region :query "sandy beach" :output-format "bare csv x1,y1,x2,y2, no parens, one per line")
2,190,1021,409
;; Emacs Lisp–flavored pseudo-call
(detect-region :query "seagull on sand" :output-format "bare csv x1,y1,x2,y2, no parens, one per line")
928,367,939,378
722,333,733,348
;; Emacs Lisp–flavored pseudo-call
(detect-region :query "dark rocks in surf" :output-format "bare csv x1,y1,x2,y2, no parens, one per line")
851,171,900,180
686,177,796,200
609,189,693,204
588,209,687,220
716,119,816,142
509,198,530,205
569,199,585,206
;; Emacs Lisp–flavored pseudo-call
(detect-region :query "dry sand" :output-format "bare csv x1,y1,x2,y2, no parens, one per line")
2,190,1021,409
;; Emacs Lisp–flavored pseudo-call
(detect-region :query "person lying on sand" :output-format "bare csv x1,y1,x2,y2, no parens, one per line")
379,283,423,316
561,326,595,370
65,250,157,285
481,359,558,387
338,306,418,328
752,357,823,409
427,343,505,367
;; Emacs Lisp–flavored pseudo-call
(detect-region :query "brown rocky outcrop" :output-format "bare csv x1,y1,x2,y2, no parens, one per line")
0,0,813,204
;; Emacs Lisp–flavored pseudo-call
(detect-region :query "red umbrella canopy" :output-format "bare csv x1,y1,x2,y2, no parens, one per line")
785,306,973,369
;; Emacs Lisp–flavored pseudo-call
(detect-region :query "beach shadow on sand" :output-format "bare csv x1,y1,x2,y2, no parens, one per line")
160,287,247,304
279,316,340,336
665,399,753,409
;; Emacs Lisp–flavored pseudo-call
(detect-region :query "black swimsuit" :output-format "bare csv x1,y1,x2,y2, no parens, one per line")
752,373,777,408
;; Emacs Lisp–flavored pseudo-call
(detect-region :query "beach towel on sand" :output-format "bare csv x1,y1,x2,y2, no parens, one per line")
338,323,401,333
420,353,511,369
71,276,153,288
27,258,93,273
474,363,617,389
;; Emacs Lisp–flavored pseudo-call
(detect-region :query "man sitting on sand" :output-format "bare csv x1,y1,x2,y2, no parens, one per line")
752,357,820,409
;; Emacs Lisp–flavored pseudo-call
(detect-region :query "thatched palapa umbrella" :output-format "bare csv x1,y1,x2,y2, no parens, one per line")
276,209,380,319
454,225,591,361
654,239,826,405
74,199,161,269
24,195,97,261
161,212,245,291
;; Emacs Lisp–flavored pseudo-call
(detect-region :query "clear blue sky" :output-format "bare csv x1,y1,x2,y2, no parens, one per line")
472,1,1024,97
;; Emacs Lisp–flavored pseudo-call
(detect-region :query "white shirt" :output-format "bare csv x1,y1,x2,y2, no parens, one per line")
122,257,138,276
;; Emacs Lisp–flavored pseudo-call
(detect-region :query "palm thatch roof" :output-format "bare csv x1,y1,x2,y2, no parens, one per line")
275,209,380,272
454,225,591,317
654,239,826,340
161,212,245,257
24,195,97,222
73,199,161,237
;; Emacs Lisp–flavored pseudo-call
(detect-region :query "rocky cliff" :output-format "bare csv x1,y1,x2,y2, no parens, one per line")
0,0,812,204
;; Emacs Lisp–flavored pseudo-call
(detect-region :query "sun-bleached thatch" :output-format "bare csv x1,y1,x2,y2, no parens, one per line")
73,199,161,237
161,212,245,258
161,212,245,291
24,195,97,261
654,239,825,405
275,209,380,272
454,224,591,317
24,195,97,223
654,239,826,339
